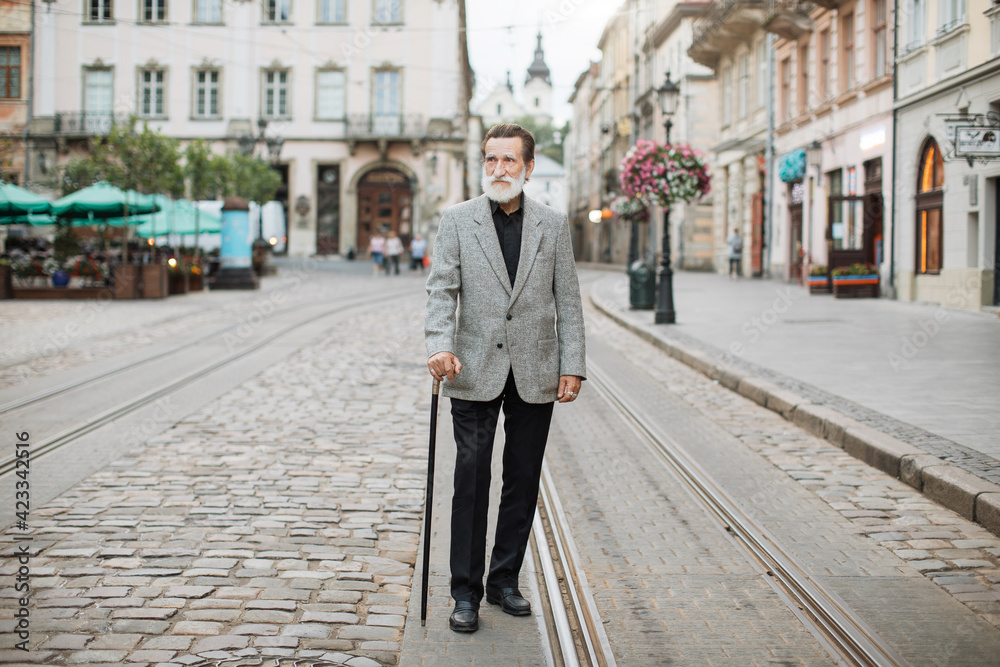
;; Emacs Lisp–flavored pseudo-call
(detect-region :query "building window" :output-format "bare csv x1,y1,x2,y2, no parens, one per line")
872,0,888,78
938,0,965,32
263,70,289,118
373,69,401,133
194,68,220,118
819,29,831,101
722,64,732,126
757,40,768,108
781,57,791,122
316,69,345,120
139,69,165,117
266,0,291,22
373,0,401,24
907,0,925,50
85,69,113,114
0,47,21,99
317,0,344,22
142,0,166,21
89,0,113,22
916,138,944,275
496,103,502,115
738,54,749,119
798,41,809,115
195,0,221,23
841,11,855,92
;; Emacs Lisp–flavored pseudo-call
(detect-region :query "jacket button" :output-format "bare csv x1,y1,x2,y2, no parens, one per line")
497,343,503,349
506,314,512,321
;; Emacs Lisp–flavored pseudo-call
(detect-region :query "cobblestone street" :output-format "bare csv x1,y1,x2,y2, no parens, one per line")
1,265,999,666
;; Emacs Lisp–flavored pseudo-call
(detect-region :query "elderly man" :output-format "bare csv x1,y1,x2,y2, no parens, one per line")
425,123,587,633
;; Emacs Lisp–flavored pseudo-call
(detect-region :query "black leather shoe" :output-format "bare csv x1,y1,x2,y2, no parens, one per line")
449,600,479,632
485,585,531,616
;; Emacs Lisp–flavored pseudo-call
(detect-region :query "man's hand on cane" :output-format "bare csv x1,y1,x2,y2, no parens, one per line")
557,375,582,403
428,351,462,382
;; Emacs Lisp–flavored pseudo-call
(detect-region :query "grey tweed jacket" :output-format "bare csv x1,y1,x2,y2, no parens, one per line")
424,193,586,404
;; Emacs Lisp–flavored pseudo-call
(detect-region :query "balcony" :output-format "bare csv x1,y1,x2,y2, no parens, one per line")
345,114,426,157
689,0,768,69
54,111,132,136
763,0,814,41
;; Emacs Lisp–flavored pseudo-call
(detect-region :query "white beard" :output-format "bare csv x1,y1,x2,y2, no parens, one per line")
481,165,526,204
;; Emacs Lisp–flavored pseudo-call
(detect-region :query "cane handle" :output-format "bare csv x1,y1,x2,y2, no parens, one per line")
432,378,440,395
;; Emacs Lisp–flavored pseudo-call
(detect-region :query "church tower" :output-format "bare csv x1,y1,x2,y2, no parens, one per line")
523,31,553,125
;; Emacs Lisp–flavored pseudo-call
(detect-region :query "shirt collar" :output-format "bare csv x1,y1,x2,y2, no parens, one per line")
489,194,523,217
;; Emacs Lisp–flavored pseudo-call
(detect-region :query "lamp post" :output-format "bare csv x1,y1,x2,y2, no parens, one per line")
239,118,285,241
805,140,822,278
655,72,680,324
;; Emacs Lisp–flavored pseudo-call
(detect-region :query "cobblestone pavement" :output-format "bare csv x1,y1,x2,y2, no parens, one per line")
584,299,1000,633
590,275,1000,487
0,284,433,666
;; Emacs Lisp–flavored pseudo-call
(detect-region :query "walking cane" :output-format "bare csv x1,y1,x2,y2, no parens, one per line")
421,378,440,626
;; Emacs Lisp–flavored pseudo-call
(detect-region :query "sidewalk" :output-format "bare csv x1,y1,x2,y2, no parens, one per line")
587,270,1000,535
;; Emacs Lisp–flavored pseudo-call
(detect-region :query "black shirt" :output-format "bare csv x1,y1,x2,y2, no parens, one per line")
490,196,523,287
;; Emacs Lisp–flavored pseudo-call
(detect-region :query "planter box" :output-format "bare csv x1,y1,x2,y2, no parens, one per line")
0,265,13,300
833,275,879,298
141,262,169,299
808,276,832,294
168,271,190,295
189,273,204,291
113,265,140,299
13,287,107,300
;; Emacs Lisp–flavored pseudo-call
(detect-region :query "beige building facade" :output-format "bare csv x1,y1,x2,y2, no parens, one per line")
892,0,1000,310
27,0,473,258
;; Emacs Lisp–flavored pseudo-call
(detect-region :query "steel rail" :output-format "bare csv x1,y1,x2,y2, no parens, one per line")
537,462,618,667
0,283,404,416
587,360,909,667
0,287,419,479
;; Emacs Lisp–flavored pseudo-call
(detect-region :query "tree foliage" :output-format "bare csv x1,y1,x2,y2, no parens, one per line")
61,122,281,205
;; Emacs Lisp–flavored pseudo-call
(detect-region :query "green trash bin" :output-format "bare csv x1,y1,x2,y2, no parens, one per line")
628,259,655,310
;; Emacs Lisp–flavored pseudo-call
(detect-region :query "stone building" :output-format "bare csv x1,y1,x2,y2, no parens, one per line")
25,0,474,258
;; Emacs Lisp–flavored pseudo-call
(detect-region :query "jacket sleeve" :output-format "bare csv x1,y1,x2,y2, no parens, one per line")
553,214,587,379
424,210,461,359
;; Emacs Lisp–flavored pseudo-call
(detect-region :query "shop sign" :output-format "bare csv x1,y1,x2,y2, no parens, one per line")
955,128,1000,157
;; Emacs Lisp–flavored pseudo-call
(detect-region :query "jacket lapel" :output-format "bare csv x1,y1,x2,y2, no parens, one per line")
473,195,513,295
509,197,542,308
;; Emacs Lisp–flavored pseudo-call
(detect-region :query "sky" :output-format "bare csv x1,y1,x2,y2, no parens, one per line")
465,0,624,126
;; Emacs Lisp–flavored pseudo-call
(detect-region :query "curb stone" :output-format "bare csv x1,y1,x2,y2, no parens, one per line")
589,290,1000,539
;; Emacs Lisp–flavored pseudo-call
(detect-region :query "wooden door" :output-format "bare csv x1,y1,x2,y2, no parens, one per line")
751,192,764,276
316,165,340,255
357,168,412,252
789,203,803,282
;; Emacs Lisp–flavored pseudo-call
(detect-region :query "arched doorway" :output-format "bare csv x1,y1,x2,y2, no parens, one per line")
357,168,413,253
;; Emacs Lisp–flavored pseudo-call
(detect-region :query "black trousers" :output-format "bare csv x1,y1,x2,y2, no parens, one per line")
449,370,554,603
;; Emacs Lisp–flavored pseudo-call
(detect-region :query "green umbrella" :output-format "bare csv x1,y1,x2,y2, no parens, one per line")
131,198,222,238
50,181,160,220
0,182,52,220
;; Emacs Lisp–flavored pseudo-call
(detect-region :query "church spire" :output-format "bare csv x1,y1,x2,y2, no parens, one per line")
526,31,551,85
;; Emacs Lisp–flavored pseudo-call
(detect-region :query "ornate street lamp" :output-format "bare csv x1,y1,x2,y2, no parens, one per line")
655,72,680,324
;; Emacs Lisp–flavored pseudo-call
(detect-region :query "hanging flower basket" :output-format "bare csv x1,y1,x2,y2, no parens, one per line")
619,140,711,207
610,196,650,223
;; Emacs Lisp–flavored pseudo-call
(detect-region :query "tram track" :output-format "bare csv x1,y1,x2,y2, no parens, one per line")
578,359,910,667
0,283,408,416
0,285,420,479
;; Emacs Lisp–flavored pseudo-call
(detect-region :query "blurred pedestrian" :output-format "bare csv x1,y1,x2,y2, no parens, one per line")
369,230,386,276
410,234,427,275
385,231,403,276
425,123,586,634
727,227,743,279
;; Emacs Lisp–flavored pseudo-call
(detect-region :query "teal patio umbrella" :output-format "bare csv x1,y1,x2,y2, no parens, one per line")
51,182,161,261
131,198,222,239
0,182,52,221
